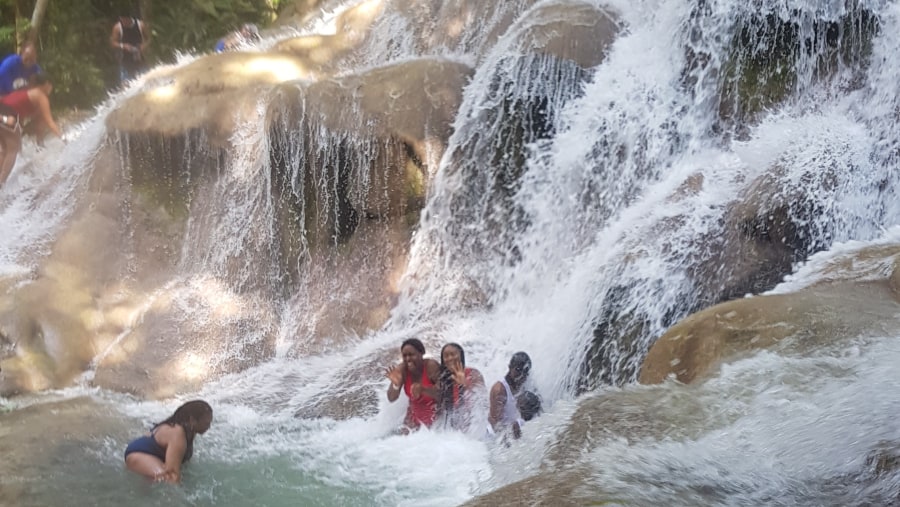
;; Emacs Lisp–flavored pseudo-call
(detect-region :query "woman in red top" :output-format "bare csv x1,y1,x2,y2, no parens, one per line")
0,73,62,187
385,338,442,432
439,343,485,430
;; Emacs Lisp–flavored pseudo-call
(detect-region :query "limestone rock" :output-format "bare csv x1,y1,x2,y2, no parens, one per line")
510,1,620,69
106,52,312,142
639,278,900,385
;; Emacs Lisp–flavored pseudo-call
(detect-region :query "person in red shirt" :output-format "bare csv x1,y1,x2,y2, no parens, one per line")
439,343,485,431
0,73,62,188
385,338,442,432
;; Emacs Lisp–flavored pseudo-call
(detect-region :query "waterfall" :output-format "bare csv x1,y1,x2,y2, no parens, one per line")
3,0,900,505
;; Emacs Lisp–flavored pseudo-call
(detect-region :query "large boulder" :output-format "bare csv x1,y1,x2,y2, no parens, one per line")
581,134,868,389
265,57,473,247
273,0,385,70
0,143,279,398
106,51,313,142
510,1,619,68
639,246,900,385
297,57,473,162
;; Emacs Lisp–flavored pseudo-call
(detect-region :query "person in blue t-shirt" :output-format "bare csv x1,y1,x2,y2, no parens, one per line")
0,41,42,96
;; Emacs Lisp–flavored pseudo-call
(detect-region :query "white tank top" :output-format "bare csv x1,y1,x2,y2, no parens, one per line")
499,378,520,425
485,378,525,438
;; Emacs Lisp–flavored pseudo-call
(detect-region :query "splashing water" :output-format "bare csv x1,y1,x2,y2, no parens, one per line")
3,0,900,505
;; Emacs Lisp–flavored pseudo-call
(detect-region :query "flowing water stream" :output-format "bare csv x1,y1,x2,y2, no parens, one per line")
3,0,900,505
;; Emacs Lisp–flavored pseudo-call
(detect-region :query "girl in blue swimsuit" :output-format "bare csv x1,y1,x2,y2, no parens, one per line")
124,400,213,483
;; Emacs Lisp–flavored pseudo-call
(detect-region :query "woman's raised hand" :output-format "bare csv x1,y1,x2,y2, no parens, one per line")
448,359,466,386
385,364,403,386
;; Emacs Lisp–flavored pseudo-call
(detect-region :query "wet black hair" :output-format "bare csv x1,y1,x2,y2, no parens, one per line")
517,391,542,421
155,399,212,462
509,351,531,374
160,399,212,426
401,338,425,355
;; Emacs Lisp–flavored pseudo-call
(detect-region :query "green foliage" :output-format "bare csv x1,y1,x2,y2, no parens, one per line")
151,0,274,59
0,0,278,111
0,14,30,57
38,1,124,109
0,25,17,50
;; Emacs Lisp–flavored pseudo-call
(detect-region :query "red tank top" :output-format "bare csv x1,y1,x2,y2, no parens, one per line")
403,367,437,427
0,89,35,118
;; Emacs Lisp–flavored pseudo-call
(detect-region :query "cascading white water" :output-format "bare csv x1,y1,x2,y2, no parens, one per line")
3,0,900,505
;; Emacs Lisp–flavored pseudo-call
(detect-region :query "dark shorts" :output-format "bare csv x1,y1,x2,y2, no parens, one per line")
119,60,146,83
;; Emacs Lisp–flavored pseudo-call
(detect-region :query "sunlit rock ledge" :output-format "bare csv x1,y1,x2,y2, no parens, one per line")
639,246,900,385
104,0,385,142
106,52,312,141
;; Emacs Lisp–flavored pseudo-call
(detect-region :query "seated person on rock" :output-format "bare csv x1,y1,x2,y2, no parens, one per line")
386,337,442,432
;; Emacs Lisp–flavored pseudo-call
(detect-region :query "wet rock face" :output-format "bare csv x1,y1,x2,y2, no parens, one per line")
582,7,887,387
715,2,878,127
431,4,621,317
0,141,278,398
6,38,477,399
580,135,868,389
106,52,312,144
638,273,900,386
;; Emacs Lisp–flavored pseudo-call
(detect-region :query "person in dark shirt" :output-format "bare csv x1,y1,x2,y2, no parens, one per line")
109,14,150,83
516,390,542,422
